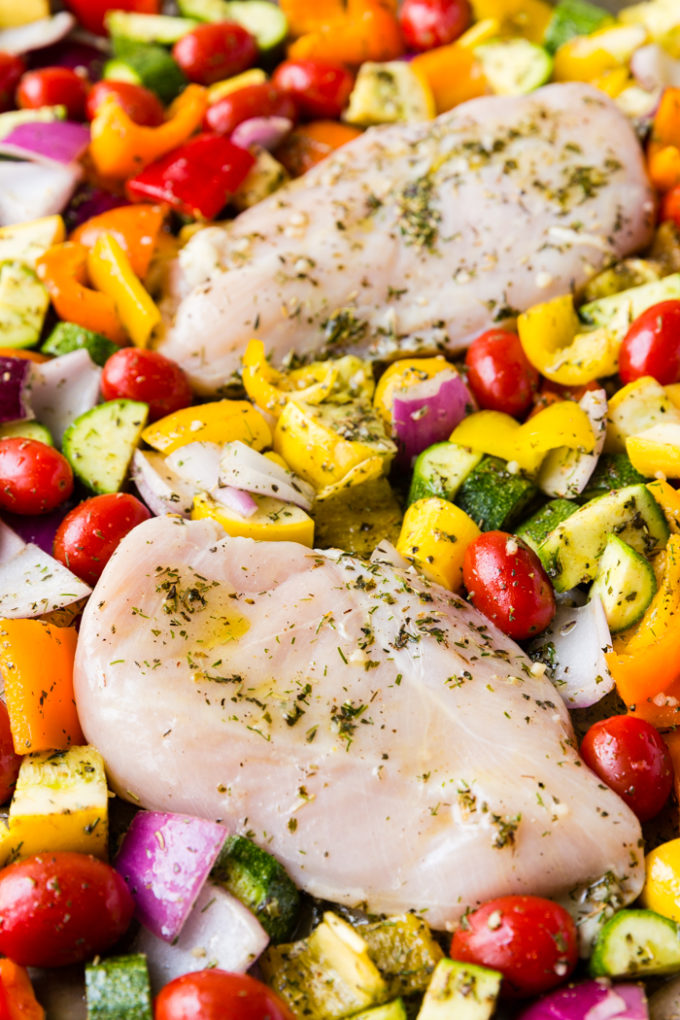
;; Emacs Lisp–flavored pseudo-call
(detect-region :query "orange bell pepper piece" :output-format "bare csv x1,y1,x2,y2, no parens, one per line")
275,120,363,176
0,620,84,755
288,0,403,64
648,142,680,193
89,85,208,181
36,242,126,345
652,87,680,147
0,961,45,1020
410,43,488,112
0,348,48,363
280,0,396,37
663,729,680,804
647,88,680,193
70,203,166,280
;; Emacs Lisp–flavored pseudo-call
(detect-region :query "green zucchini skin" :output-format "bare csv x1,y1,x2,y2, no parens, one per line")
85,954,153,1020
455,456,539,531
590,908,680,978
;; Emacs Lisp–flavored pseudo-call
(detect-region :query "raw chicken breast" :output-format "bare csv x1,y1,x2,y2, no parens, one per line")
74,516,644,931
158,82,654,394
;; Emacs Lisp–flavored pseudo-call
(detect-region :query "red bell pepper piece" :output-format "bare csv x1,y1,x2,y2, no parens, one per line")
126,132,255,220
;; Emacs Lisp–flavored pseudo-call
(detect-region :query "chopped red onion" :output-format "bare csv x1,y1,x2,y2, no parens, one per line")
115,811,228,943
231,116,294,152
0,121,90,166
0,541,91,617
131,450,196,518
631,44,680,93
30,38,106,79
65,185,127,232
0,12,75,55
0,519,25,566
29,349,102,447
211,485,259,518
520,980,648,1020
0,160,82,226
392,369,473,466
0,356,34,424
166,441,222,492
219,440,314,511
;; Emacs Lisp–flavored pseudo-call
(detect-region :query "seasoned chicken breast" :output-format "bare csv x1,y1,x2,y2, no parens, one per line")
158,82,654,394
74,516,644,931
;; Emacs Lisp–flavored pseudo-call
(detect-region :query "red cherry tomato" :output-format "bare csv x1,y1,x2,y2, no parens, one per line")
399,0,472,51
53,493,151,587
101,348,193,422
660,185,680,230
450,895,578,998
0,852,134,967
16,67,88,121
86,80,165,127
0,438,73,516
172,22,258,86
463,531,556,640
62,0,160,36
155,971,296,1020
618,300,680,385
204,82,297,136
0,53,25,113
465,329,539,418
272,60,354,120
580,715,673,822
0,702,21,805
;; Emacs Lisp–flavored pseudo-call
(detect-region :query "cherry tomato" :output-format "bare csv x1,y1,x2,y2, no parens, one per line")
0,53,25,113
272,60,354,120
54,493,151,587
0,702,21,805
86,80,164,127
618,300,680,385
0,852,134,967
16,67,88,121
465,329,539,418
450,895,578,997
463,531,556,641
660,185,680,230
62,0,160,36
101,348,193,422
204,82,297,136
155,971,296,1020
580,715,673,822
0,438,73,516
399,0,472,51
172,22,258,86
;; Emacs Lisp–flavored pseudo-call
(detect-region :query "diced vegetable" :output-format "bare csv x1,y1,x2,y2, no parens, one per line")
28,349,102,447
516,498,578,553
0,120,90,165
473,38,553,95
211,834,300,942
0,261,49,348
1,745,108,864
360,915,444,998
314,476,402,557
62,399,149,494
114,810,228,942
518,980,648,1020
0,214,64,267
590,534,657,633
130,880,269,988
455,455,539,531
36,241,127,346
605,376,680,454
130,449,196,517
391,370,472,466
0,619,84,753
537,388,607,498
142,400,271,454
0,543,91,619
85,954,153,1020
345,61,435,126
106,37,188,105
105,10,200,43
581,452,647,501
0,160,81,227
397,497,480,590
417,958,501,1020
0,355,32,424
528,595,614,708
590,908,680,978
87,233,161,348
408,442,483,505
0,960,45,1020
41,322,118,367
192,491,314,544
543,0,613,54
219,441,315,511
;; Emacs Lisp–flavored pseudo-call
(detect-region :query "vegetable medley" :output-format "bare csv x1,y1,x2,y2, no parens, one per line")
3,0,680,1016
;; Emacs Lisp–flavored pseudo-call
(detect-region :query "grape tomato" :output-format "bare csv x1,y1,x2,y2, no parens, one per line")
101,348,193,422
618,300,680,385
172,22,258,86
0,54,25,114
155,971,296,1020
399,0,472,52
271,60,355,120
0,438,73,516
86,81,165,127
204,83,297,136
464,329,539,418
54,493,152,587
16,68,88,121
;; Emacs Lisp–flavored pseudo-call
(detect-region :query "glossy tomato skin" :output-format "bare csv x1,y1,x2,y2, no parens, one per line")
0,438,73,515
63,0,160,36
101,348,193,422
463,531,556,640
155,970,296,1020
660,185,680,230
16,67,88,120
0,702,21,805
618,300,680,385
580,715,673,822
0,852,134,967
450,896,578,997
272,60,354,120
0,53,25,112
399,0,472,50
86,80,164,126
204,82,297,136
465,329,539,418
54,493,151,587
172,22,258,86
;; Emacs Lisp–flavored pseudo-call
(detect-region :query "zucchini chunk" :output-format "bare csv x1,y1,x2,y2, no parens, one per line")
590,908,680,978
589,534,657,632
455,456,539,531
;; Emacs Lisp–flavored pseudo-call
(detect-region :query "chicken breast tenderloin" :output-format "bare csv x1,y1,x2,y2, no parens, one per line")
158,82,654,394
75,516,644,932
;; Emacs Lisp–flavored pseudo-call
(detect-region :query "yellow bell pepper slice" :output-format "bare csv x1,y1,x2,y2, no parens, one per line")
274,399,395,493
517,293,622,385
373,356,453,428
449,401,596,475
470,0,552,42
626,423,680,478
648,479,680,534
613,532,680,653
207,69,268,104
605,376,680,454
642,838,680,923
87,233,161,348
89,85,208,181
553,23,647,82
192,492,314,546
396,497,480,591
241,339,338,416
143,400,272,454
